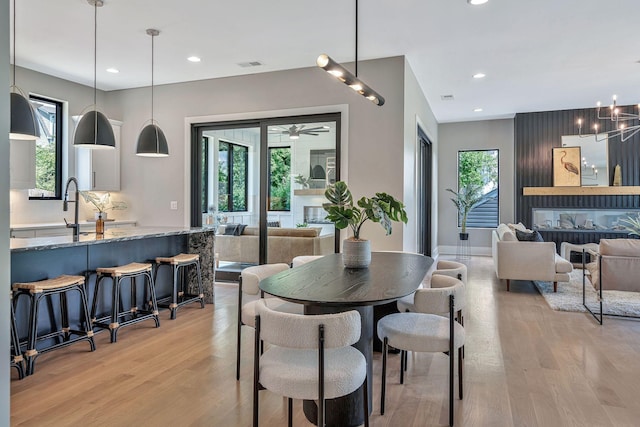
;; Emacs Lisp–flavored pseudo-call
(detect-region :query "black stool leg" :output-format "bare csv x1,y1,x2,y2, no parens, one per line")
77,285,96,352
170,264,179,319
91,274,103,324
110,276,120,343
145,271,161,328
25,292,42,376
10,300,25,380
60,291,69,342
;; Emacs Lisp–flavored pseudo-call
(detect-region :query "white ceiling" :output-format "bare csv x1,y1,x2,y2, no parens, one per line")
10,0,640,123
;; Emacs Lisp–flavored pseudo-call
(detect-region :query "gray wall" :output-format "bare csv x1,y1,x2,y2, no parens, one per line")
403,58,439,254
1,0,11,420
9,66,112,224
107,56,436,251
438,119,514,254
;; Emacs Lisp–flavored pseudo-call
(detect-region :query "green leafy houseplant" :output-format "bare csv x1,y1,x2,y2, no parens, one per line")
446,183,483,235
619,213,640,237
323,181,408,240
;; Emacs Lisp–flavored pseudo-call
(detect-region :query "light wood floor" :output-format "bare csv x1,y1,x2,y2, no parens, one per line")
10,256,640,426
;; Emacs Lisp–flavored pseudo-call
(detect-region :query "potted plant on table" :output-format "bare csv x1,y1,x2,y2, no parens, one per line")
323,181,408,268
446,183,483,241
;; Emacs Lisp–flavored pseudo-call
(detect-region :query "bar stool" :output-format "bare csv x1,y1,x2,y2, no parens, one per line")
91,262,160,343
154,253,205,319
12,275,95,376
10,293,25,379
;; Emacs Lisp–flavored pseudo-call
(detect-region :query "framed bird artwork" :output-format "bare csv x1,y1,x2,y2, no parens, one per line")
553,146,581,186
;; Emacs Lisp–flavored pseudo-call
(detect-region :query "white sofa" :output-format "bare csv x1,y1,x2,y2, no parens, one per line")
492,223,572,292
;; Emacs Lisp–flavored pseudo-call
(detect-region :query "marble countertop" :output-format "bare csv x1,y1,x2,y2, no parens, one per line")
10,226,214,252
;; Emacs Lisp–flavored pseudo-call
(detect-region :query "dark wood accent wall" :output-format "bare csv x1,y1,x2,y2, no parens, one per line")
515,105,640,247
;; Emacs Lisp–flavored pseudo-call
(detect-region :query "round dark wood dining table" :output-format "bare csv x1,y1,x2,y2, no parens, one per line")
259,252,433,427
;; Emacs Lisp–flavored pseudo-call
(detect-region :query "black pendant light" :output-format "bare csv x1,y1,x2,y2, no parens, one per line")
316,0,385,106
74,0,115,149
136,29,169,157
9,0,40,140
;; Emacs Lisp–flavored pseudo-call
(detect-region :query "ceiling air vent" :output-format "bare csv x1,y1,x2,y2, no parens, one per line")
238,61,263,68
441,95,455,101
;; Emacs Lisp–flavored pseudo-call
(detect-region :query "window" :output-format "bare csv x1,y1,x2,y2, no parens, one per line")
268,147,291,211
28,95,63,199
218,140,248,212
457,149,499,228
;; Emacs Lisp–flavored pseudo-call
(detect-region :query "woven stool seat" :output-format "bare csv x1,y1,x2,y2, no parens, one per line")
13,275,84,293
156,253,199,265
97,262,152,276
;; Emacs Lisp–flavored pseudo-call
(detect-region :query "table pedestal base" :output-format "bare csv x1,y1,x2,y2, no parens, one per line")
303,305,372,427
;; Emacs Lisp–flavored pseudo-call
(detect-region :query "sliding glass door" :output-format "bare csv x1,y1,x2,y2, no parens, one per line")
191,113,340,274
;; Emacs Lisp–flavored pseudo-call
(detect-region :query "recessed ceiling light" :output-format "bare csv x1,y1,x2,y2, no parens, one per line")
473,73,486,79
187,56,201,63
468,0,488,5
106,68,119,73
473,108,483,112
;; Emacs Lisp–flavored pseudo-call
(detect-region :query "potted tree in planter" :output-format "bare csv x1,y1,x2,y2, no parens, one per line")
446,183,483,241
324,181,408,268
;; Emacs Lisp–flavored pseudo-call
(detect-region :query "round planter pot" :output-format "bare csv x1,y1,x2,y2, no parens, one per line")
342,238,371,268
459,232,469,241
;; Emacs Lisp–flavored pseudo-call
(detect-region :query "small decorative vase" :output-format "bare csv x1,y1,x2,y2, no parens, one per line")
613,164,622,186
342,238,371,268
95,213,105,235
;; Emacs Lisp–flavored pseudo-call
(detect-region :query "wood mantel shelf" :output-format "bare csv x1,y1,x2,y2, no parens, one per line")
523,186,640,196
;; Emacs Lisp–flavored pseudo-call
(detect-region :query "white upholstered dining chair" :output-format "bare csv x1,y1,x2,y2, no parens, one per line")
377,275,466,427
291,255,324,268
236,263,303,380
252,299,369,427
397,259,467,313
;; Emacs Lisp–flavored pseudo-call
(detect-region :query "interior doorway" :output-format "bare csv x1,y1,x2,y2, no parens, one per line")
418,126,432,256
190,113,341,278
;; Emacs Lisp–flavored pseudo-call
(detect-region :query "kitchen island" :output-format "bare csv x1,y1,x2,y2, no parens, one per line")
10,227,216,340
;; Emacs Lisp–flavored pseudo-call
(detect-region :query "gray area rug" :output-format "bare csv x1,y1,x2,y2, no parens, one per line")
534,269,640,316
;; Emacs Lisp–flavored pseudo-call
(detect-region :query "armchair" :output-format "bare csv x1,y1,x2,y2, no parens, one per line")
583,238,640,324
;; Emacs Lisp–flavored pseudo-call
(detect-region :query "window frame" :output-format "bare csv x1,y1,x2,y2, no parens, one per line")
218,139,248,213
28,94,63,200
456,148,500,229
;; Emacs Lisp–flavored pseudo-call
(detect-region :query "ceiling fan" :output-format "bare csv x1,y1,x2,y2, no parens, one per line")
270,124,330,140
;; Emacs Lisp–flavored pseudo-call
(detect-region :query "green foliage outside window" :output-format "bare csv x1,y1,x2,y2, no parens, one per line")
218,141,247,212
456,149,499,229
269,147,291,211
29,96,61,199
458,150,498,191
35,139,56,194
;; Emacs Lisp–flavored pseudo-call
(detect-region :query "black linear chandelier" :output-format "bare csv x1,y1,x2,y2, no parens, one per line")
316,0,385,106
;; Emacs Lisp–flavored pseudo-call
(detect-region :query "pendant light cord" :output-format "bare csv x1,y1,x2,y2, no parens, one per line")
93,1,97,108
355,0,358,77
151,33,154,123
12,0,16,87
